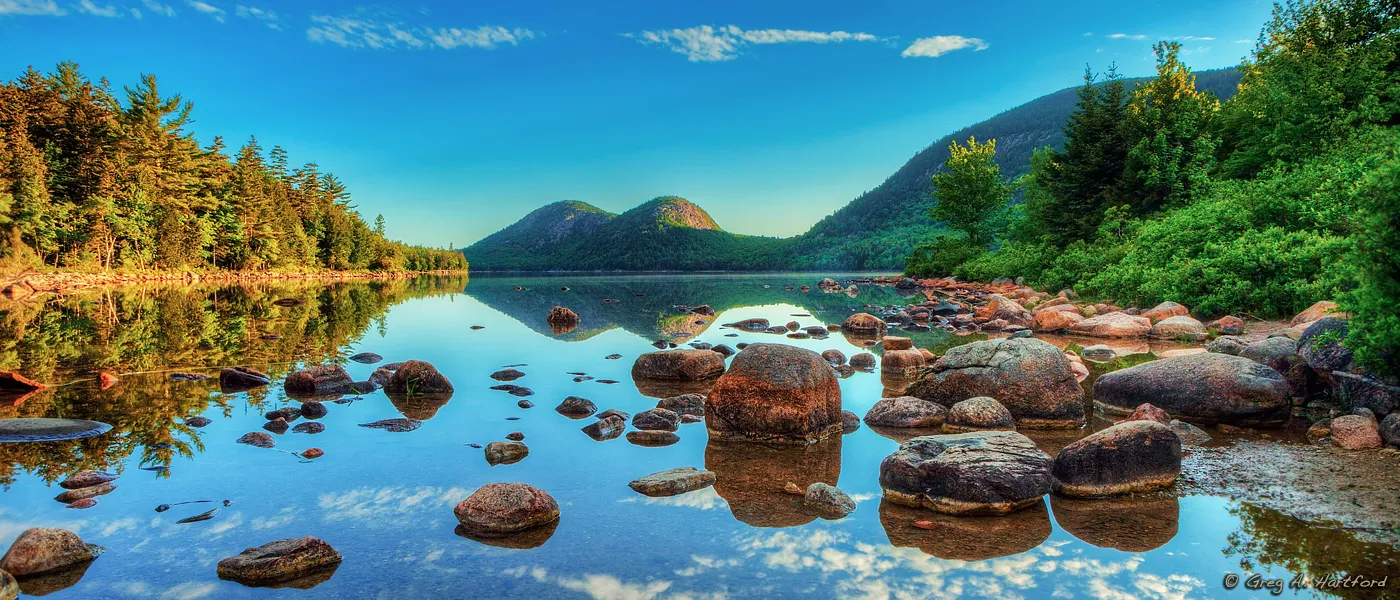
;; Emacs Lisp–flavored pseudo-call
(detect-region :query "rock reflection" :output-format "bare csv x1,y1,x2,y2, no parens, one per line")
455,520,558,550
632,377,718,399
1049,494,1180,552
14,558,95,596
867,425,944,445
879,499,1053,561
388,392,454,420
704,436,841,527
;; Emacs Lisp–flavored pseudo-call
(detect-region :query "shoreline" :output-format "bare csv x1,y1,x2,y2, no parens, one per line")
0,269,469,299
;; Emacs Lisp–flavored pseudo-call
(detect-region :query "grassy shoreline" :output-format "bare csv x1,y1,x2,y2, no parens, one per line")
0,269,469,299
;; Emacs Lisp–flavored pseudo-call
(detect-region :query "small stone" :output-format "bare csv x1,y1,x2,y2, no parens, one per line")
216,537,341,586
943,397,1016,433
490,369,526,382
300,401,328,419
236,432,275,448
555,396,597,418
783,482,805,495
841,410,861,433
517,399,534,409
349,352,383,364
357,418,421,432
262,418,289,434
292,422,324,434
59,470,116,490
485,441,529,465
1118,403,1171,425
185,416,212,428
633,408,680,432
506,432,525,441
581,416,626,441
301,448,324,459
803,483,856,519
626,431,680,446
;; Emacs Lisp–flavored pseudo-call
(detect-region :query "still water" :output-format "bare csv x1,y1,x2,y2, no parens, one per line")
0,274,1393,599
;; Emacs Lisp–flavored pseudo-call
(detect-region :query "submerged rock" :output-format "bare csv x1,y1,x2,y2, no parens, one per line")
485,441,529,465
291,422,324,434
284,365,352,397
490,369,526,382
357,419,421,433
905,338,1084,429
555,396,597,418
216,537,341,587
236,432,275,448
58,470,116,490
879,431,1052,515
864,396,946,428
1093,353,1290,426
1052,421,1182,497
299,401,328,419
454,483,559,536
628,467,716,497
626,430,680,446
705,344,843,444
348,352,383,364
943,397,1016,433
0,528,103,577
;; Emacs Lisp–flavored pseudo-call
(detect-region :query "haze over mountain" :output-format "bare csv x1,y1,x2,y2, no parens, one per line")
463,68,1242,272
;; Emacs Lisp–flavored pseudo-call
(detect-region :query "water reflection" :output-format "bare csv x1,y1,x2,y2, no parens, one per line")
1049,495,1180,552
879,499,1053,561
705,437,842,528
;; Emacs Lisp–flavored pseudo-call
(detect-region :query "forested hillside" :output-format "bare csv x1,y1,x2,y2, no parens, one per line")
908,0,1398,375
0,63,465,274
463,196,787,271
782,68,1242,270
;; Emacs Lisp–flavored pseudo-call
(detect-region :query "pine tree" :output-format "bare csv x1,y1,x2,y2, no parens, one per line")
1121,42,1220,213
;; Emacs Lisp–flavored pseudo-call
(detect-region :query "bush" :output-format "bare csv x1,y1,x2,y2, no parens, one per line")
905,236,984,277
1343,148,1400,376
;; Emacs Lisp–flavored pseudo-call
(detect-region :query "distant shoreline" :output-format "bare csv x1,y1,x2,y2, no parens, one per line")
465,270,902,276
0,269,469,299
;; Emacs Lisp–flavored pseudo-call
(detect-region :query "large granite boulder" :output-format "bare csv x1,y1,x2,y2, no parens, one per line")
943,397,1016,433
879,431,1052,515
863,396,946,428
1334,372,1400,417
1093,353,1290,426
0,528,102,577
1069,312,1152,338
1297,317,1354,383
1032,308,1084,332
974,295,1032,328
1149,316,1207,341
1291,300,1344,327
1141,301,1189,324
1330,415,1382,450
1051,421,1182,497
704,344,843,444
904,338,1085,429
384,360,453,394
284,364,352,396
454,483,560,536
215,537,341,587
631,350,726,381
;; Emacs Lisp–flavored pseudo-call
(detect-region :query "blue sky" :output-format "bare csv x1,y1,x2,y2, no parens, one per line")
1,0,1277,247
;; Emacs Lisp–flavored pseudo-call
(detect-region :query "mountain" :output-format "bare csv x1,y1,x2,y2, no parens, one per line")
783,67,1244,270
462,196,787,271
462,68,1242,272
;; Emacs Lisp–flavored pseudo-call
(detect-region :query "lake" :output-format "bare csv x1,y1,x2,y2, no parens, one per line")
0,274,1395,599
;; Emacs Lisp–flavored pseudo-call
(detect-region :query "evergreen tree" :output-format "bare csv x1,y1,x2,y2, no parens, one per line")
1121,42,1220,213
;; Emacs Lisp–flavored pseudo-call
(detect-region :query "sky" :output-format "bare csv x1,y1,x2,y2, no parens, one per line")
0,0,1278,247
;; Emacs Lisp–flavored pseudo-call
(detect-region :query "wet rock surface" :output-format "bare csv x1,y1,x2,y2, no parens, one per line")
284,364,353,397
943,397,1015,433
0,528,103,577
863,396,946,428
485,441,530,465
1052,421,1182,497
216,537,341,587
628,467,716,497
880,431,1053,515
1094,353,1291,426
454,483,559,536
555,396,597,418
384,360,454,394
705,344,843,444
905,338,1084,429
631,349,726,381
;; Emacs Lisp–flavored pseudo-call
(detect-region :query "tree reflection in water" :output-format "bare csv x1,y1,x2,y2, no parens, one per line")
0,276,466,487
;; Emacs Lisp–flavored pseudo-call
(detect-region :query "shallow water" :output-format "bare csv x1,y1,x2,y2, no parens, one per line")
0,274,1395,599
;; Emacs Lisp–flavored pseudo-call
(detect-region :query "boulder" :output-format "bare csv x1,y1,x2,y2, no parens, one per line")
1069,312,1151,338
555,396,597,418
1032,309,1084,332
1207,316,1245,335
1148,316,1207,341
864,396,946,428
1330,415,1381,450
943,397,1015,433
1335,372,1400,420
284,364,352,396
1051,421,1182,497
1297,318,1354,382
384,360,453,394
656,394,705,417
236,432,275,448
216,537,341,587
546,306,579,326
581,415,626,441
821,349,846,365
484,441,529,465
880,349,926,376
299,401,328,419
1207,336,1247,356
1169,420,1211,445
974,295,1032,328
626,431,680,446
705,344,843,444
1118,403,1171,425
905,338,1085,429
1291,300,1344,327
1093,353,1290,426
631,350,726,381
0,528,103,576
879,431,1053,515
1240,337,1309,396
1380,413,1400,448
632,408,680,432
802,483,856,519
1141,301,1189,324
627,467,716,497
849,353,876,369
454,483,559,536
842,313,887,337
58,470,116,490
841,410,861,433
883,337,914,351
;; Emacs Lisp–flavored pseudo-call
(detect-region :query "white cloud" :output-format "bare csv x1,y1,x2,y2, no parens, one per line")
627,24,880,62
142,0,173,17
1170,36,1215,41
75,0,118,17
234,4,276,29
184,0,221,21
901,35,989,58
307,13,534,51
1107,33,1147,40
0,0,65,16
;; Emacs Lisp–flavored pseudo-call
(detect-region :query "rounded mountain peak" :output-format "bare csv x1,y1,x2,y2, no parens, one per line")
628,196,721,231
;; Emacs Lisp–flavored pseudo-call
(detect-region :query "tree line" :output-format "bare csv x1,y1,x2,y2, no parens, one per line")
908,0,1398,375
0,63,466,274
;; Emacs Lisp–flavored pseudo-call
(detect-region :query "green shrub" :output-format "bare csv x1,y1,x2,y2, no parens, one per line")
1342,148,1400,376
905,236,984,277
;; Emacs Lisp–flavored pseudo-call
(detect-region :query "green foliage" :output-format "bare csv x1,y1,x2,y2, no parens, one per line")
1121,42,1220,213
1342,145,1400,375
904,236,984,278
0,63,464,274
927,137,1010,248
